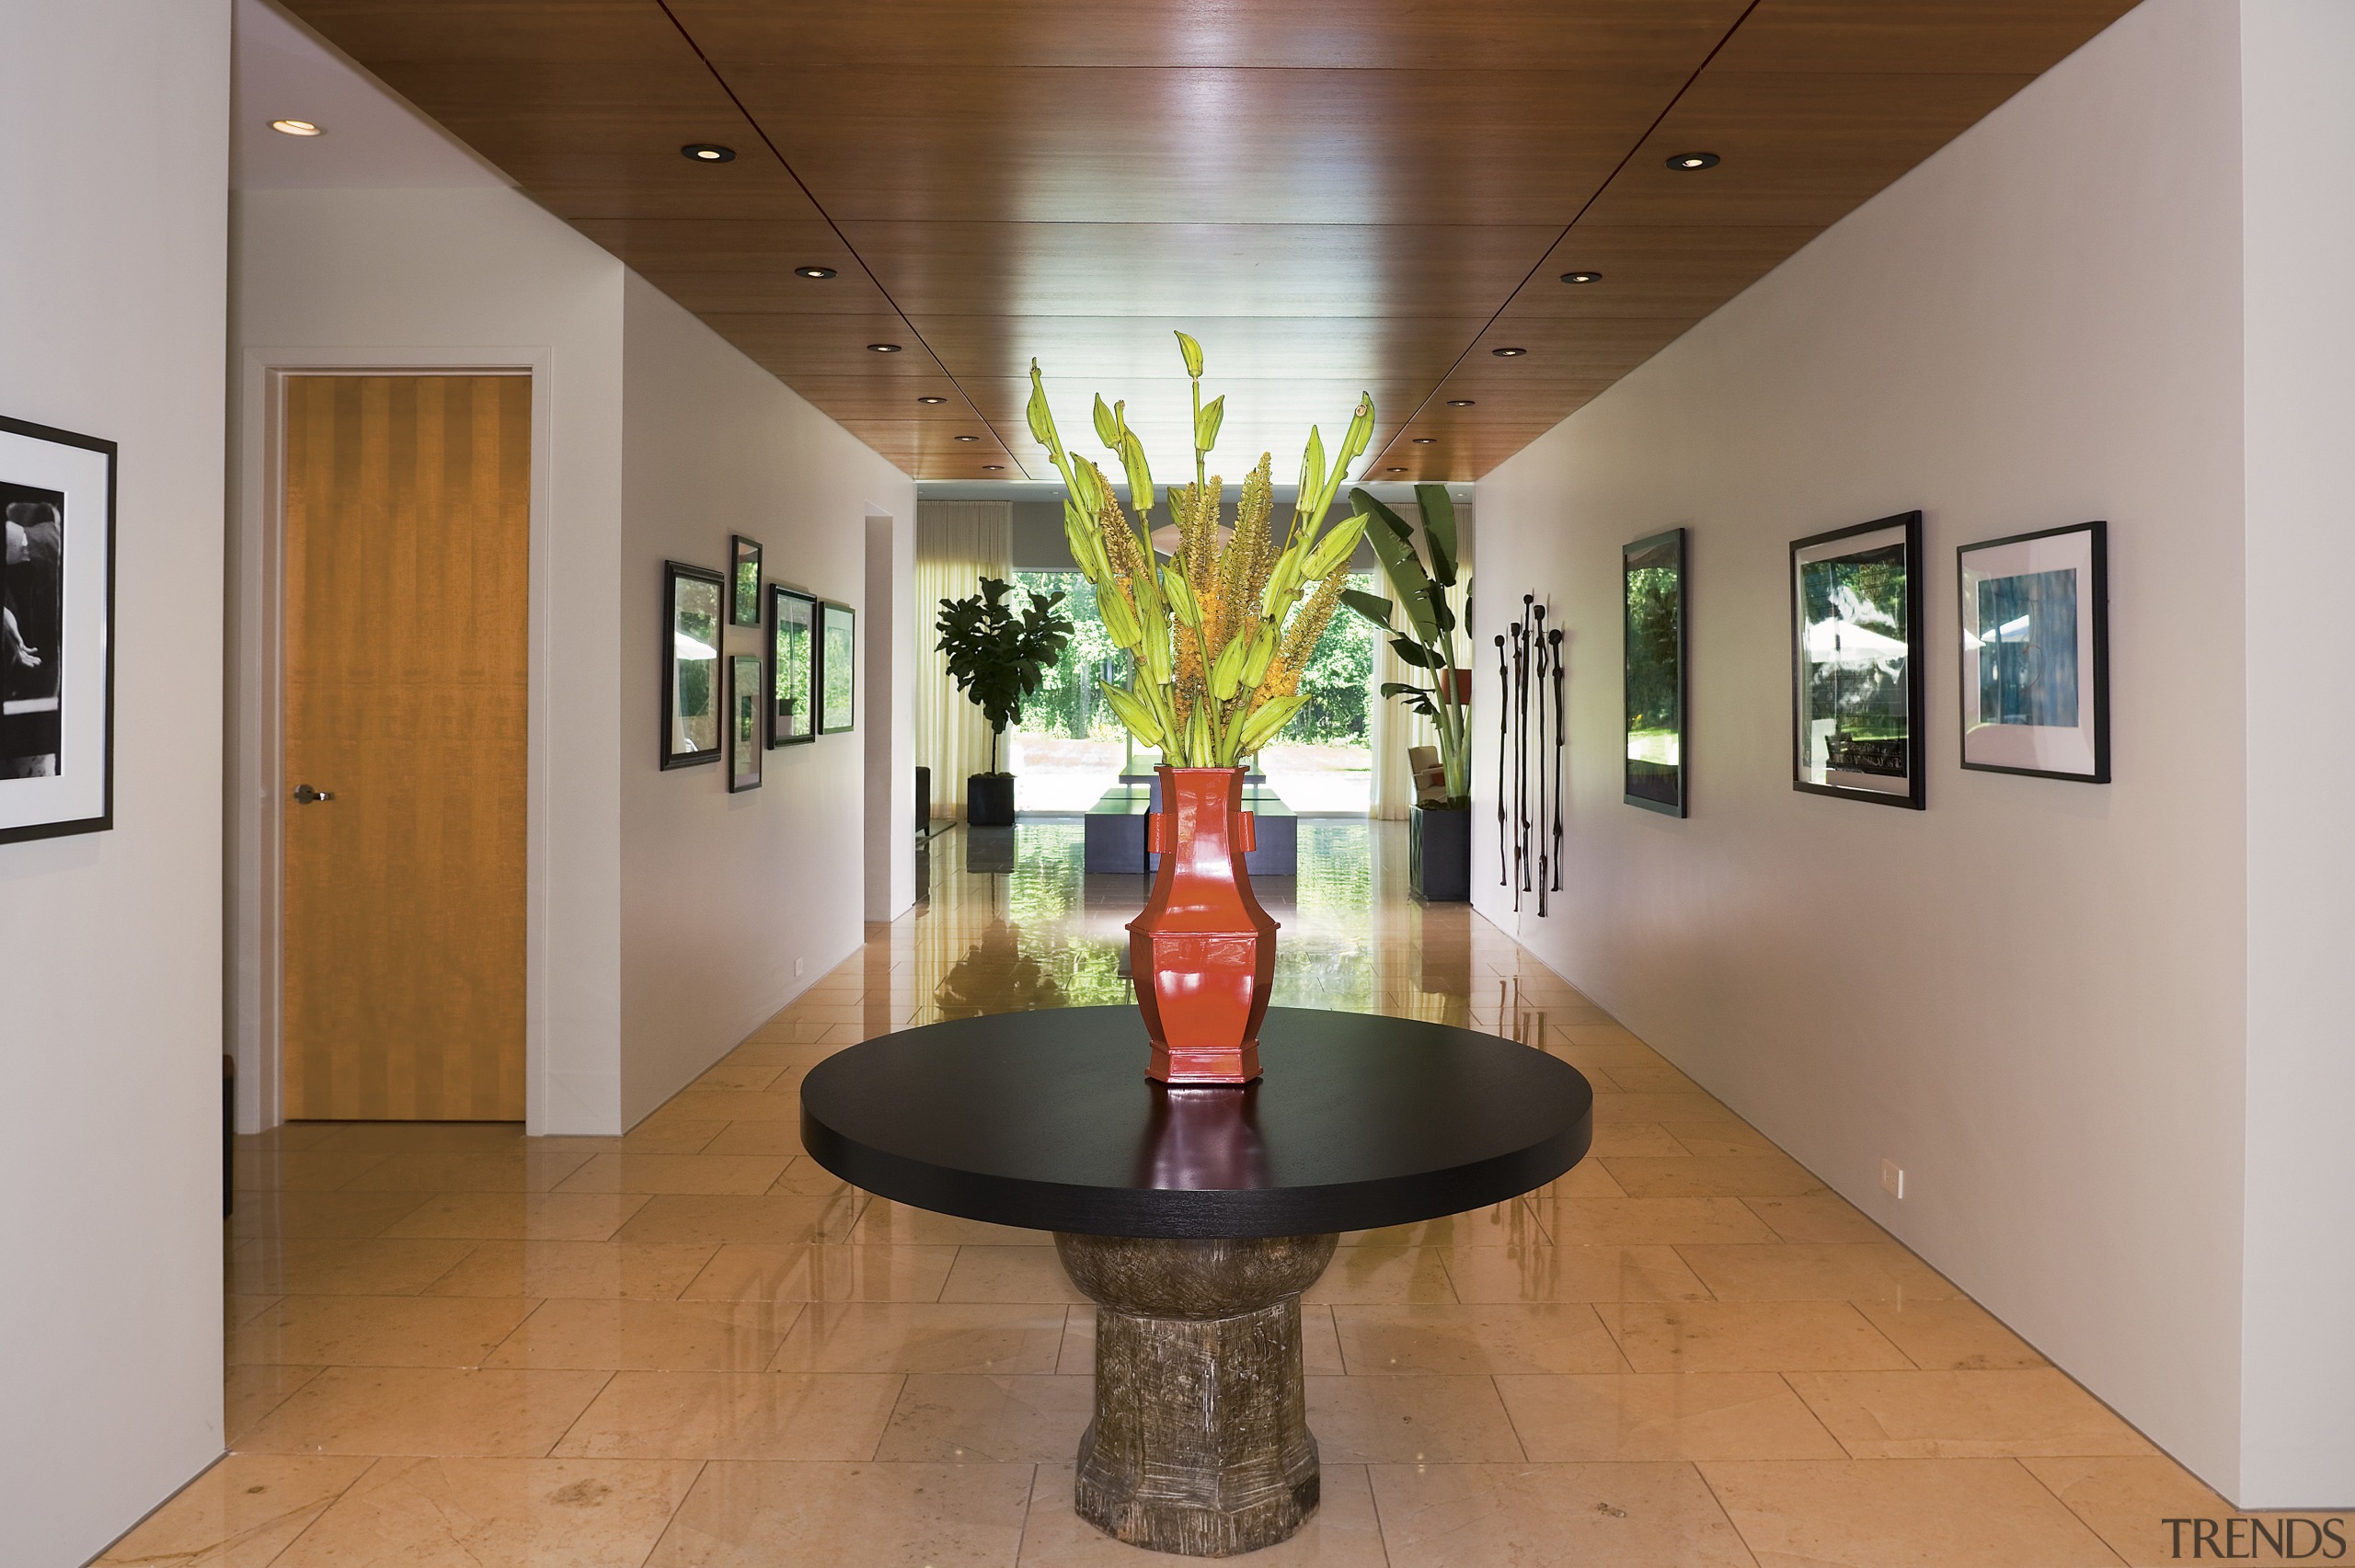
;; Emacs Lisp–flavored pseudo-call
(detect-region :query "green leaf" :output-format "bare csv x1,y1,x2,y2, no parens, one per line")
1339,589,1394,629
1296,427,1326,520
1390,635,1442,669
1303,512,1367,578
1093,394,1120,448
1415,484,1459,588
1119,429,1155,515
1352,489,1442,644
1195,394,1225,453
1237,692,1311,754
1377,681,1424,698
1175,330,1204,379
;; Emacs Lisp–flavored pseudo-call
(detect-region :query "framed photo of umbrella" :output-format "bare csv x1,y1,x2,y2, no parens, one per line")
661,560,725,770
1959,521,2108,783
768,583,817,748
1791,511,1925,808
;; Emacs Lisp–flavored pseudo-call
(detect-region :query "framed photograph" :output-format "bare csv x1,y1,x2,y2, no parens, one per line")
1791,510,1925,809
1624,527,1687,817
1959,521,2108,782
768,584,817,747
661,560,725,769
3,416,115,843
730,534,763,627
728,654,763,791
818,599,856,735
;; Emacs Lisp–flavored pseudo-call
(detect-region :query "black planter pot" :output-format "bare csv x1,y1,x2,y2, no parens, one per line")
1410,803,1472,902
967,773,1017,827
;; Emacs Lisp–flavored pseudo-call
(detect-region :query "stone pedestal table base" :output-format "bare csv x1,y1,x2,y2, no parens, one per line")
1054,1231,1339,1557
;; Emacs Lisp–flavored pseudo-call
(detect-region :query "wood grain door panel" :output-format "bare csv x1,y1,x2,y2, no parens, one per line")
282,374,530,1121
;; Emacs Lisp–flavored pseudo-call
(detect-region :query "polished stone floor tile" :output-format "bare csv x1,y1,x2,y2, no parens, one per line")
1700,1458,2123,1566
226,1363,324,1446
848,1199,1052,1247
642,1459,1034,1567
484,1297,802,1372
232,1238,480,1297
1533,1196,1783,1246
1495,1373,1849,1461
876,1373,1095,1462
1785,1369,2157,1459
553,1371,902,1461
2020,1455,2264,1567
1439,1243,1712,1305
679,1243,959,1303
1304,1375,1527,1463
231,1150,392,1194
268,1456,700,1568
1306,1247,1459,1305
230,1294,532,1368
1344,1203,1541,1248
610,1192,864,1248
1016,1462,1389,1565
339,1149,592,1194
380,1190,649,1242
422,1239,716,1301
1741,1191,1889,1244
771,1301,1067,1376
1855,1298,2048,1371
236,1366,613,1457
1601,1301,1915,1374
228,1189,434,1242
554,1151,790,1196
1333,1303,1629,1376
94,1453,372,1567
1673,1242,1966,1303
1369,1459,1759,1568
940,1245,1092,1303
1601,1156,1827,1199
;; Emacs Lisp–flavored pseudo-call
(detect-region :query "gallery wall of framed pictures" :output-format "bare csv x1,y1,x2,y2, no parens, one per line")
663,548,855,783
2,415,115,843
1789,511,1926,809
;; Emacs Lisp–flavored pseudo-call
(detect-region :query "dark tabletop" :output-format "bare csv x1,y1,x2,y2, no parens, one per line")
798,1006,1593,1238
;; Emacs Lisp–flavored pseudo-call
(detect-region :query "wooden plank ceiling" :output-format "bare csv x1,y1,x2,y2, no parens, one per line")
281,0,2135,483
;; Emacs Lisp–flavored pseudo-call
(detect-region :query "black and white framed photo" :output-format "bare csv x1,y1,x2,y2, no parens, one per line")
1959,521,2108,783
817,599,856,736
767,583,817,748
661,561,725,769
728,654,763,792
2,416,115,843
730,534,763,627
1623,527,1687,817
1792,510,1925,809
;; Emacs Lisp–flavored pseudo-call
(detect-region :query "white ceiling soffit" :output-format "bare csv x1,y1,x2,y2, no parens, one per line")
233,0,511,191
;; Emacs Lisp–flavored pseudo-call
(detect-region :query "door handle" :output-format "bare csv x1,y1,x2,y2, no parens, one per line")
292,784,335,804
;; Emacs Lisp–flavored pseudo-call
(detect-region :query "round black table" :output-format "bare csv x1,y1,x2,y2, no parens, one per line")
801,1005,1593,1557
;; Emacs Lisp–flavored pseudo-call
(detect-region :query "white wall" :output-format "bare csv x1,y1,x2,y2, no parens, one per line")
1473,0,2260,1496
2237,0,2355,1510
233,186,628,1134
618,273,912,1124
0,2,232,1562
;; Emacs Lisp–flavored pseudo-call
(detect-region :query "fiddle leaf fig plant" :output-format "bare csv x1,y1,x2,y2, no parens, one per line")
1026,331,1374,767
1340,484,1470,806
935,577,1074,776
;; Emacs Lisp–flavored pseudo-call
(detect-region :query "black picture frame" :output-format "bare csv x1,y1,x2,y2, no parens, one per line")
817,599,856,735
2,415,116,843
730,534,763,627
1790,510,1925,809
1958,521,2109,784
661,560,726,770
728,654,764,792
767,583,818,748
1623,527,1687,818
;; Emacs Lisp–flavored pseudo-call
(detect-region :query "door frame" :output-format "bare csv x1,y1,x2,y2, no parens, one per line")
231,349,553,1133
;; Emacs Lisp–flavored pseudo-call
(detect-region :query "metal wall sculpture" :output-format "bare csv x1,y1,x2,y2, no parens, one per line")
1498,595,1568,914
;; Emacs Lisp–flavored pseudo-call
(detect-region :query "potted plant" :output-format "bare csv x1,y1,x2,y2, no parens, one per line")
935,576,1074,827
1028,331,1373,1082
1340,486,1473,902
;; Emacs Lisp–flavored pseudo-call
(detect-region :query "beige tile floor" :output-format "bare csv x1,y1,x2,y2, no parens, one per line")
116,821,2261,1566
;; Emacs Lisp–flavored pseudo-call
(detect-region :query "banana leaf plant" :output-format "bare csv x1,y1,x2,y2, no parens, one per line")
1340,485,1470,806
1025,332,1374,767
935,576,1074,775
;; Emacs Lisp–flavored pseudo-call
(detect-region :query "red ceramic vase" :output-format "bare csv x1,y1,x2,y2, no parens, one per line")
1129,766,1279,1084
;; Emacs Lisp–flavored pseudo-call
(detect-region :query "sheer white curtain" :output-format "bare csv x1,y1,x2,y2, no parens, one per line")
917,500,1013,820
1366,577,1438,820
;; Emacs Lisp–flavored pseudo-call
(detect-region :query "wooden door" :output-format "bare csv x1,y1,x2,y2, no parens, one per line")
282,375,530,1120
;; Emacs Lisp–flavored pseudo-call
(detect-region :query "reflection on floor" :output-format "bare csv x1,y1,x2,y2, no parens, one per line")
128,821,2241,1565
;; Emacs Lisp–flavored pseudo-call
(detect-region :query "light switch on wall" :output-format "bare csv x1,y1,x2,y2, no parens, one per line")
1880,1160,1905,1199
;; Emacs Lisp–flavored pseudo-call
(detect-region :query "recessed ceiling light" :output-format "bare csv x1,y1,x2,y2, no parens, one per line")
683,143,736,163
867,343,902,353
1412,438,1437,445
795,266,836,279
1492,347,1529,358
1667,152,1719,170
954,434,980,441
916,395,948,405
1560,271,1603,284
270,119,323,137
982,464,1005,471
1446,398,1476,407
1385,466,1407,473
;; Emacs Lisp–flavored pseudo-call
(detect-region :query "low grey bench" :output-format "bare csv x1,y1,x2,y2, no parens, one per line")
1083,781,1297,877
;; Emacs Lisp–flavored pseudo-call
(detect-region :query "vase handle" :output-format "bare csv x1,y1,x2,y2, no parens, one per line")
1238,811,1257,853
